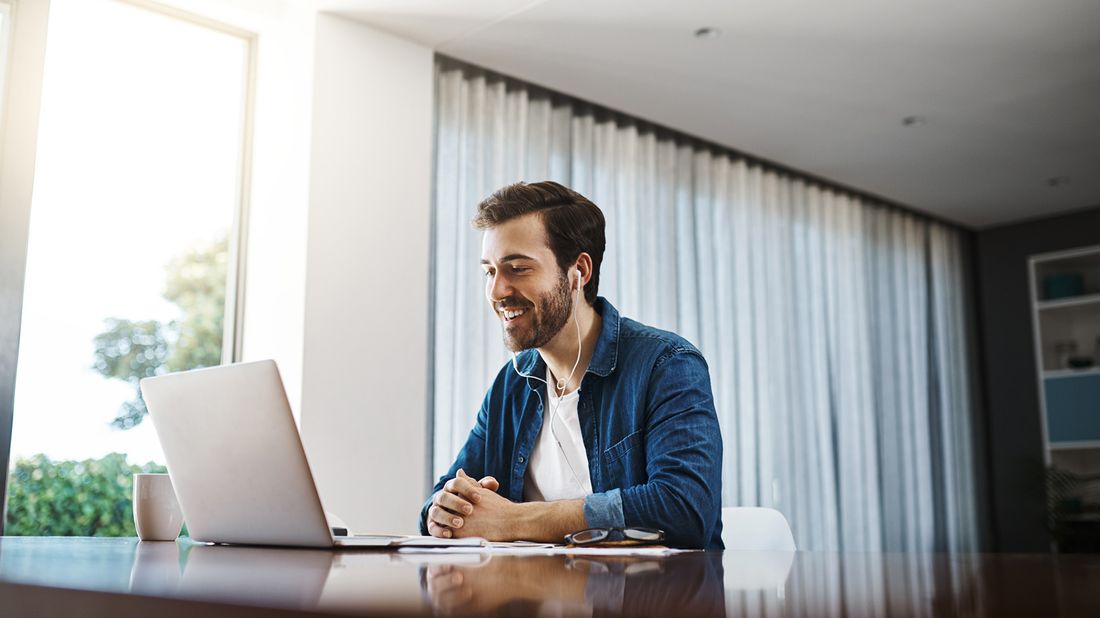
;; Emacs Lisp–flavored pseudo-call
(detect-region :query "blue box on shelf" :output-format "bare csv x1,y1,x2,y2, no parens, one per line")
1045,373,1100,443
1043,273,1085,300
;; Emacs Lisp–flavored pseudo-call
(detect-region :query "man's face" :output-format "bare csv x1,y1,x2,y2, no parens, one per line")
481,213,574,352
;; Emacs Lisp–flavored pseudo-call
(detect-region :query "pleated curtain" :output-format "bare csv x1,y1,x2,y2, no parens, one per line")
431,58,980,553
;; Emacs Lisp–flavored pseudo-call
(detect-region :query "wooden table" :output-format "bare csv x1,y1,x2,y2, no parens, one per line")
0,537,1098,616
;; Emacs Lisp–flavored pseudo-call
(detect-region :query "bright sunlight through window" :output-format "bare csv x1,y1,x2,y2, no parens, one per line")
6,0,249,536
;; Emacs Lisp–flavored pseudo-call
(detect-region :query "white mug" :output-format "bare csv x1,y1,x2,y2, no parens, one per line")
132,473,184,541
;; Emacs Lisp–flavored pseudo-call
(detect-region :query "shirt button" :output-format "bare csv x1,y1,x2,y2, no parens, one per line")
518,456,526,463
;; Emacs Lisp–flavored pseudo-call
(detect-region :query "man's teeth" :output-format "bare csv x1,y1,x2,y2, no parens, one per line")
501,308,527,320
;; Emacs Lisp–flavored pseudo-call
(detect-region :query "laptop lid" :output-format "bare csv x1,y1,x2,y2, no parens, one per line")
140,360,335,548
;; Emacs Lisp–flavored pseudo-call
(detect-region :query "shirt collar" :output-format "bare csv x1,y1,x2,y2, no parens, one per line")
585,297,619,377
514,296,620,379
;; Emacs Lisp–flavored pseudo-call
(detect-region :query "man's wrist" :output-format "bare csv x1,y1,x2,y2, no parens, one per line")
509,500,538,540
508,499,586,542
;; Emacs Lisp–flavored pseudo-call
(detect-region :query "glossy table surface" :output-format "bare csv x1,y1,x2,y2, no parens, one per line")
1,537,1099,616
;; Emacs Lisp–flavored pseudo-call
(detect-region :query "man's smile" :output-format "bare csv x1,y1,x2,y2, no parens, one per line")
502,308,526,321
496,301,532,323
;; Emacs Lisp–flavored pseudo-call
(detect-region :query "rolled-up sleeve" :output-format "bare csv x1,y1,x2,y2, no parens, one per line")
583,487,625,530
587,350,723,549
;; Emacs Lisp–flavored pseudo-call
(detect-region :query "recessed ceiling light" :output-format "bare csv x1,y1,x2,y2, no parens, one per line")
1046,176,1071,188
901,115,927,127
694,27,721,39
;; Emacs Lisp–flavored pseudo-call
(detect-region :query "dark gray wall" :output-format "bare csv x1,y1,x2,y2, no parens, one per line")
975,205,1100,552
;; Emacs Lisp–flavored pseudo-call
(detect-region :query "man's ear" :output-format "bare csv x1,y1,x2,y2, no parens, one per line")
574,253,594,291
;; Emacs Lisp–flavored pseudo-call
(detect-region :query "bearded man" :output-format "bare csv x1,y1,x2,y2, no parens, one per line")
419,181,724,549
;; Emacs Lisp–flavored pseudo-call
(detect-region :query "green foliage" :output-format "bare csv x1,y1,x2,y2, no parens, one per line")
91,236,227,429
91,319,169,428
5,453,167,536
5,238,225,536
162,238,228,373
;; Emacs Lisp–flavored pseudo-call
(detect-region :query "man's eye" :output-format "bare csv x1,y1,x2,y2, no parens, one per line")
510,266,529,273
483,270,494,278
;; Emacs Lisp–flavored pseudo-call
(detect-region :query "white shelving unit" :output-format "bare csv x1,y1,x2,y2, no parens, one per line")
1037,293,1100,311
1029,244,1100,476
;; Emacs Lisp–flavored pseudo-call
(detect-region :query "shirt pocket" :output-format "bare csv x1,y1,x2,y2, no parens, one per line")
602,429,643,466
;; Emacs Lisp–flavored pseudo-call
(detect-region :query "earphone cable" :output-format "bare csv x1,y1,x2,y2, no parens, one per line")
499,270,589,492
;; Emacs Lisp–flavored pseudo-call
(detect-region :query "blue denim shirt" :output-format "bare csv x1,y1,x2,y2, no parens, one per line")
420,297,724,549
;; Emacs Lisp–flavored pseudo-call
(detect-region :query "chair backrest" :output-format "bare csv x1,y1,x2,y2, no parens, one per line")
721,507,797,551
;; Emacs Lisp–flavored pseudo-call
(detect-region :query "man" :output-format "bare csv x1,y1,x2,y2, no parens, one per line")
419,181,723,549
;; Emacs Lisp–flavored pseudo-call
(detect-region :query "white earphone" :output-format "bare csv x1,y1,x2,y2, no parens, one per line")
509,267,582,394
491,266,588,491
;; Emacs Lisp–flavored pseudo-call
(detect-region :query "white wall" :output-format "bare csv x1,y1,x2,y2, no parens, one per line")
146,0,317,422
230,1,316,417
300,13,434,534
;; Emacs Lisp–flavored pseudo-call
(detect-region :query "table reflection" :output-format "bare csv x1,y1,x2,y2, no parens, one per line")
2,537,1096,617
420,553,727,616
168,543,334,609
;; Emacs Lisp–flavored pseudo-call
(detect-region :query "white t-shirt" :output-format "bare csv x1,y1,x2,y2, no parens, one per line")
523,369,593,502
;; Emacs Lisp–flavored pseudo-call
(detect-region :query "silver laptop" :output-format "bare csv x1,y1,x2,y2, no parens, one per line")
139,359,482,549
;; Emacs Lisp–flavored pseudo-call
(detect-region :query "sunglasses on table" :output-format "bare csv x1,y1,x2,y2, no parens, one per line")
563,527,666,546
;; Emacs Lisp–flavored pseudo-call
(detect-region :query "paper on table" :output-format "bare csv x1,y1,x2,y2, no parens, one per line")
488,541,560,549
391,551,492,565
392,536,487,547
397,544,690,557
397,546,490,554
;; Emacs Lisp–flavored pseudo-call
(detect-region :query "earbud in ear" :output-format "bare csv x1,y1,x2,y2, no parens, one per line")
576,269,583,292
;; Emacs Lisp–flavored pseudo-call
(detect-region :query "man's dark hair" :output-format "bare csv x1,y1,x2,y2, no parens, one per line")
473,181,606,305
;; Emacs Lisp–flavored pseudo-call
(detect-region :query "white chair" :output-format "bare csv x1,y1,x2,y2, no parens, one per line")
721,507,797,551
721,507,797,600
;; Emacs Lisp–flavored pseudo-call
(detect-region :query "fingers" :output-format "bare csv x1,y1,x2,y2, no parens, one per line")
443,472,484,504
427,519,453,539
429,470,493,541
459,469,496,492
436,490,474,516
428,504,464,531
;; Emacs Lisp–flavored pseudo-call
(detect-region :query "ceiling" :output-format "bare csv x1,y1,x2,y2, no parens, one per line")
321,0,1100,229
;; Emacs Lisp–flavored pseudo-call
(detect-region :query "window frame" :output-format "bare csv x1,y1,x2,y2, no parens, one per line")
122,0,258,363
0,2,13,123
0,0,257,533
0,0,49,536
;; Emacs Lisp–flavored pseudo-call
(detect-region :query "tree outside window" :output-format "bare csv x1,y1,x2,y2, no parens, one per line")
5,238,227,536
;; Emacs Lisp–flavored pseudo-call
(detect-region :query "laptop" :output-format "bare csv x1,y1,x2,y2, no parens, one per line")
139,359,482,549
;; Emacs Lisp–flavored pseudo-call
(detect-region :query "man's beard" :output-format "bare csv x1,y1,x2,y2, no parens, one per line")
499,272,573,352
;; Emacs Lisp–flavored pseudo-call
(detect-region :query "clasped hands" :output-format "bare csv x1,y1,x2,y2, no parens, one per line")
427,469,518,541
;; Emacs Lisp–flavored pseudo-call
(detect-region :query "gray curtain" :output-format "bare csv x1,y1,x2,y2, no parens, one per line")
431,58,980,553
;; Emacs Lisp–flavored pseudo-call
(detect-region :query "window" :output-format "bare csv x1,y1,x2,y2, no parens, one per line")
4,0,252,536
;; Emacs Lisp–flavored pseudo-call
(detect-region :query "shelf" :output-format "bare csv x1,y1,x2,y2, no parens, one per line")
1061,513,1100,523
1031,244,1100,265
1045,368,1100,380
1050,441,1100,452
1033,245,1100,457
1037,293,1100,311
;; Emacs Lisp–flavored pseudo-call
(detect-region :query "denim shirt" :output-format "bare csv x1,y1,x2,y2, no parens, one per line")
420,297,724,549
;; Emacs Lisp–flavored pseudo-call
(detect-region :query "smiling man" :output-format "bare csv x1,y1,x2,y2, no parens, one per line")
419,181,724,549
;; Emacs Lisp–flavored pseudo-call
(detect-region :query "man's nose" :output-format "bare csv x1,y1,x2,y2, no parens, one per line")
487,273,512,302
